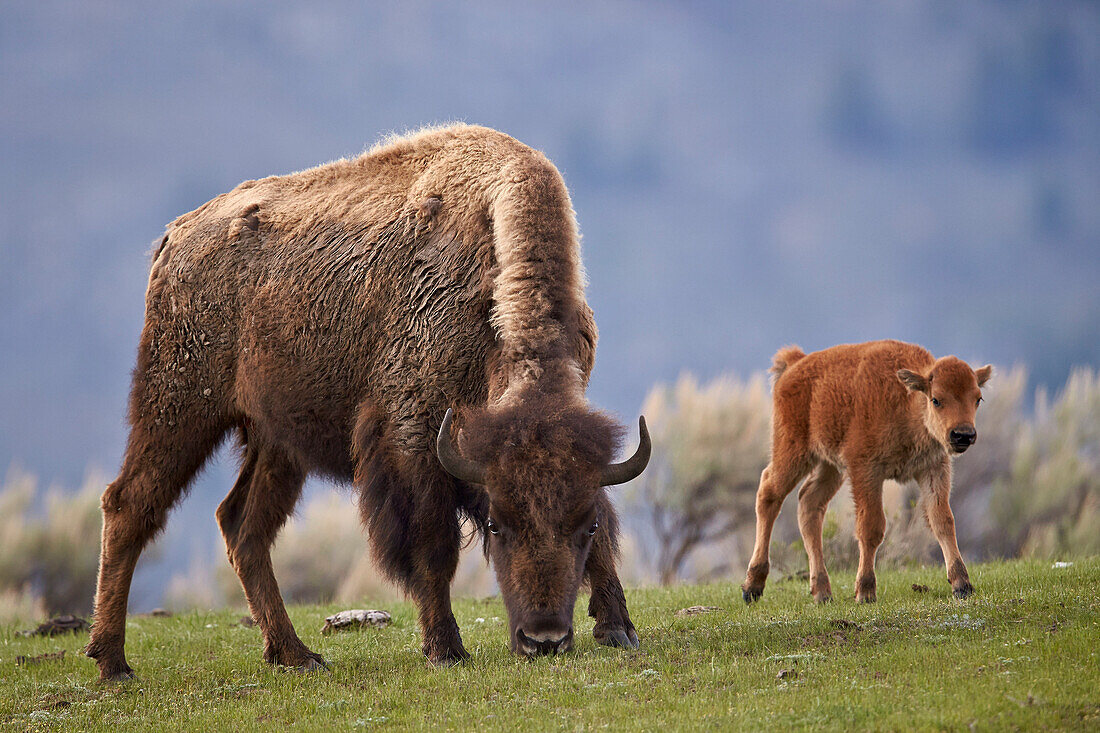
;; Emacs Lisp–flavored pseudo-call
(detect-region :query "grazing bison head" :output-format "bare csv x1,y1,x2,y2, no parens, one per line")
436,401,649,656
898,358,993,454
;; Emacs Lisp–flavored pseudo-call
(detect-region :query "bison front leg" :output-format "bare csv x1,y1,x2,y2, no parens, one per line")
920,463,973,598
585,497,638,649
357,441,468,666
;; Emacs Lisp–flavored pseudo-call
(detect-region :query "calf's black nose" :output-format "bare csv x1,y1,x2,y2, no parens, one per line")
950,427,976,446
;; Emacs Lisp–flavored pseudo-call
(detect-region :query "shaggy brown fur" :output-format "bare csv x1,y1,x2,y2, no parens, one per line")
85,124,647,681
741,340,992,604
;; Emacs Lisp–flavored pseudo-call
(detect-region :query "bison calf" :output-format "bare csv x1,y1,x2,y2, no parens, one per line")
741,340,992,603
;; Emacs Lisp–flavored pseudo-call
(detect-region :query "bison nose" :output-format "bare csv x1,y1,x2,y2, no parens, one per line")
949,426,976,451
516,627,574,656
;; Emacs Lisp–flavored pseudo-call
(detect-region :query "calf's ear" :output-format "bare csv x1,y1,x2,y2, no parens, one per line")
974,364,993,387
897,369,929,393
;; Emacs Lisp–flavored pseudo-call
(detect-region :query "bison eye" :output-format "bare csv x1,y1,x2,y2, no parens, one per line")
931,397,941,408
487,519,500,535
588,521,599,536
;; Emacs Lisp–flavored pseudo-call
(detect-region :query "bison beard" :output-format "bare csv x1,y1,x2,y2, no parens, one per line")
86,124,649,680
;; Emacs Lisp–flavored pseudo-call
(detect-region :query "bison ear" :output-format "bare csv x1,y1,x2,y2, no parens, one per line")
897,369,929,394
974,364,993,387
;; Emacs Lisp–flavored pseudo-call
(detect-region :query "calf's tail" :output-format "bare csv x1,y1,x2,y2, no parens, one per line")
770,345,806,380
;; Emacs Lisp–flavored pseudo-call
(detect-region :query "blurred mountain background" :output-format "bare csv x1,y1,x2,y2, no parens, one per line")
2,1,1098,609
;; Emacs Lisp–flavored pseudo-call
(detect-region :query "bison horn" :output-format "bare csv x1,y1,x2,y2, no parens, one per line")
600,416,651,486
436,408,488,485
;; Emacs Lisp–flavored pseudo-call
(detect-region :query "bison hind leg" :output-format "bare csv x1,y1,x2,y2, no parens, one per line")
217,440,326,671
797,461,844,603
741,455,813,603
87,395,228,681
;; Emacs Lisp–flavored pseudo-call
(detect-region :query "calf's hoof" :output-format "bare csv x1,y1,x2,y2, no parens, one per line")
596,626,640,650
953,582,975,599
812,591,833,604
855,576,877,604
742,585,764,604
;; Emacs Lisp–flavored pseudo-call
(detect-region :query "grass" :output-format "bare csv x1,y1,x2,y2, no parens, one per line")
2,557,1099,731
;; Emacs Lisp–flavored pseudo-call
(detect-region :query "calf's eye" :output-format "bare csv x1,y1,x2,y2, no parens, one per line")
588,521,599,536
930,397,941,408
976,397,982,407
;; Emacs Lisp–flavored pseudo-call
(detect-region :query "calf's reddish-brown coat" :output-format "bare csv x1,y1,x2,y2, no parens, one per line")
741,340,992,603
85,124,649,681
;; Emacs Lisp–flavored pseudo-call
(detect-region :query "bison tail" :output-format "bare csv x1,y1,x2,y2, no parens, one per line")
770,345,806,380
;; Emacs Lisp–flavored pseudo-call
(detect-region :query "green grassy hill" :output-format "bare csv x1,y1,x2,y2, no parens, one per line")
3,558,1099,731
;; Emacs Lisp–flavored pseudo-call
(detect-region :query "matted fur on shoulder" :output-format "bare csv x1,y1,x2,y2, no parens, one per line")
460,393,625,475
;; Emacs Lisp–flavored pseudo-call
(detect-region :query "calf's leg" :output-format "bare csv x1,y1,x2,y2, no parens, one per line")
850,470,886,603
796,462,844,603
217,441,324,670
919,464,973,598
742,456,811,602
585,495,638,649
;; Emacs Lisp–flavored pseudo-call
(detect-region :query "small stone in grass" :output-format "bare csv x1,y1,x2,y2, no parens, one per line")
321,609,392,634
676,605,722,617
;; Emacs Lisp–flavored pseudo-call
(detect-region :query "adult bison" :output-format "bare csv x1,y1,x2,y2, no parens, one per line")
86,124,650,681
741,340,991,605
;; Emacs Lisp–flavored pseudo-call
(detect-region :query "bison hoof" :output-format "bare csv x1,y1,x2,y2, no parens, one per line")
99,666,136,683
428,649,470,668
813,592,833,604
742,586,763,604
424,638,468,669
953,583,975,599
598,627,640,650
295,655,330,673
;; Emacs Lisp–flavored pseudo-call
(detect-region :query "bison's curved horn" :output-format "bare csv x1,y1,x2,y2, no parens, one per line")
436,408,488,485
600,416,651,486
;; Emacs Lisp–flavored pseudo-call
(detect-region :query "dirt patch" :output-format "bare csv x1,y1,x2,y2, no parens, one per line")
800,620,862,649
18,615,89,637
16,650,65,666
911,583,930,593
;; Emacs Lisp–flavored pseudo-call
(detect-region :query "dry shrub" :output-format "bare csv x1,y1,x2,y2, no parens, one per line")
0,587,47,626
628,373,771,584
0,468,108,615
991,367,1100,558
